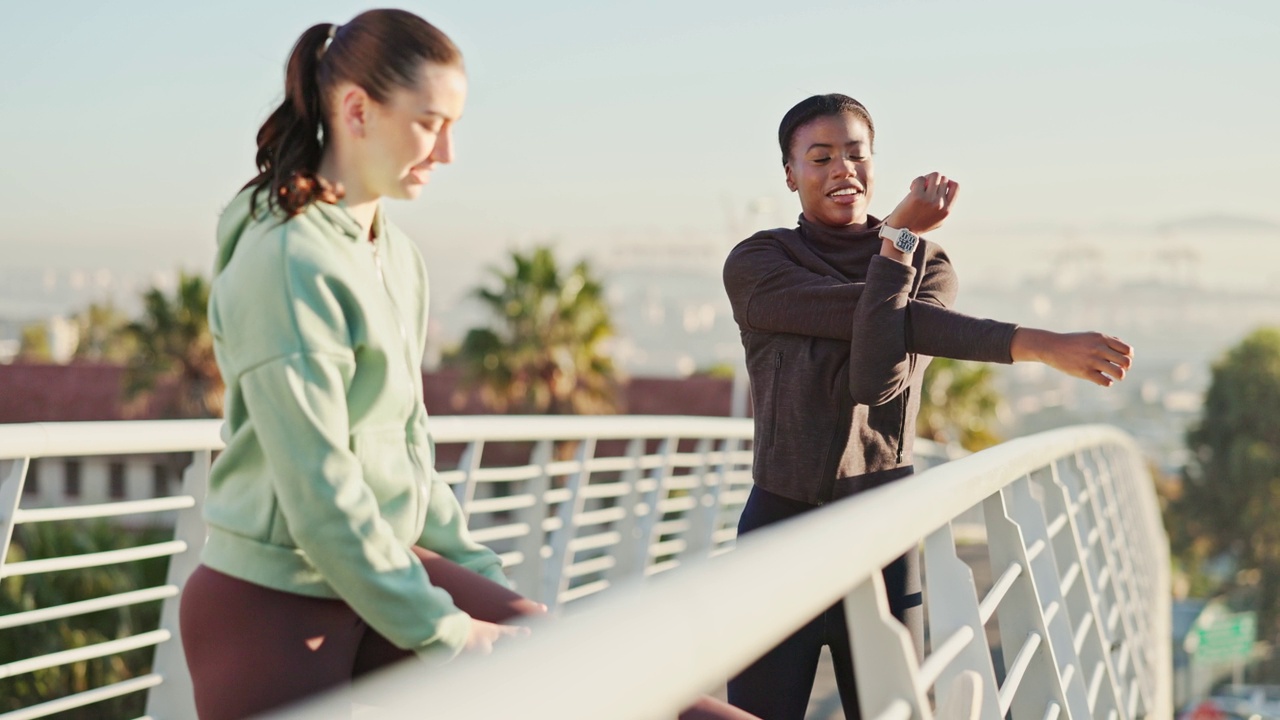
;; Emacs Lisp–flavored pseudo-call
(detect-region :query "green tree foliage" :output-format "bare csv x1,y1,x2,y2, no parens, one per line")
1,521,171,719
917,358,1005,452
122,272,222,419
71,303,136,364
16,323,53,363
1172,328,1280,636
454,246,618,415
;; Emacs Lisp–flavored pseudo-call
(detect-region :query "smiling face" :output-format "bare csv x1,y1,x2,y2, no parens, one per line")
784,112,875,230
360,62,468,200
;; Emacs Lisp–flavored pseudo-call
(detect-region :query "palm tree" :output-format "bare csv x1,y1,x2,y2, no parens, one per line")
72,302,136,364
917,358,1005,452
122,272,223,419
454,246,618,415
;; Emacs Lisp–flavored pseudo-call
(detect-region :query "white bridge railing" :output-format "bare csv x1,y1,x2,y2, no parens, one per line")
279,424,1171,720
0,419,1166,720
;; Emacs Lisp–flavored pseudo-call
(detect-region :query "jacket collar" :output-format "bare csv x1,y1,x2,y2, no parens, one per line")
796,213,884,254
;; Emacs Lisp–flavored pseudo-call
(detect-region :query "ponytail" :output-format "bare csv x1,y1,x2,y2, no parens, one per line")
244,10,463,218
245,23,343,218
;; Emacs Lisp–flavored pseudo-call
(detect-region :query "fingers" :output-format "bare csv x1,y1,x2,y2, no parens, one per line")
918,172,958,208
1104,334,1134,359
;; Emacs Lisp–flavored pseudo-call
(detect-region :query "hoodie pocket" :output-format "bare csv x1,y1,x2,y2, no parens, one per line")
351,426,419,540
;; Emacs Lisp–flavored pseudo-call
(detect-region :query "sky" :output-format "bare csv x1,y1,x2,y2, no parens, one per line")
2,0,1279,308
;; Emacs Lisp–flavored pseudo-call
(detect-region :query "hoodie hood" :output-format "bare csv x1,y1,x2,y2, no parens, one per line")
214,188,373,275
214,189,261,275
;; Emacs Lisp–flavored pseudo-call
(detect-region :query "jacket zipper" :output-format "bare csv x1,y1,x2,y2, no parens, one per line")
896,387,910,464
769,351,782,449
371,240,430,519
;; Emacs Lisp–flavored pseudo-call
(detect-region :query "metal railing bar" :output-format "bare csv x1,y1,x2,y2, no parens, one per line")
1088,661,1106,707
0,541,188,579
567,532,622,553
1060,561,1081,596
998,631,1043,715
1027,538,1047,562
0,630,170,679
979,562,1022,625
1073,611,1095,654
917,624,975,689
0,585,178,631
465,494,536,514
1044,600,1061,625
566,556,616,579
0,673,163,720
468,523,530,544
1046,512,1068,539
558,579,609,604
13,497,195,524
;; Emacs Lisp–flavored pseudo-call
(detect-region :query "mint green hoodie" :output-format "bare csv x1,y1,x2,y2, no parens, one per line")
203,189,504,658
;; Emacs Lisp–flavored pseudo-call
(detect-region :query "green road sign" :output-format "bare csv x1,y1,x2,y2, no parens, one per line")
1188,611,1256,663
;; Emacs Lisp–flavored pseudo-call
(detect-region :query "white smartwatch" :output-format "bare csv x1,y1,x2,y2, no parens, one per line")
878,224,920,255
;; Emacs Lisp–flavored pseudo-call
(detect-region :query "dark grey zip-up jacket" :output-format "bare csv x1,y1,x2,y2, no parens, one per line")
723,215,1019,505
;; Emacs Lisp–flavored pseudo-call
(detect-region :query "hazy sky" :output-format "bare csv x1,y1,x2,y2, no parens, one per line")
2,0,1278,305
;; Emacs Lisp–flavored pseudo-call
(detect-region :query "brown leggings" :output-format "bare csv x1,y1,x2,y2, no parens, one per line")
180,547,753,720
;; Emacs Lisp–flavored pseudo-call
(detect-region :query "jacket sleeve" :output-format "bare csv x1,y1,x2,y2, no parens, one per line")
907,247,1019,362
240,353,472,658
724,238,1017,356
846,248,1020,405
418,464,511,588
726,237,1019,406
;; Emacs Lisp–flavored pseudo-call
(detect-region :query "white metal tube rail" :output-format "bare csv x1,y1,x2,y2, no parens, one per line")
2,416,795,720
270,424,1169,720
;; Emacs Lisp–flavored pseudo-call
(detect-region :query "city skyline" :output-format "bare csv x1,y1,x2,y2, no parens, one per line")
2,0,1279,306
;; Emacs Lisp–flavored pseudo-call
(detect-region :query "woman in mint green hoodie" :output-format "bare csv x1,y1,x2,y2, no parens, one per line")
179,10,538,719
182,9,756,720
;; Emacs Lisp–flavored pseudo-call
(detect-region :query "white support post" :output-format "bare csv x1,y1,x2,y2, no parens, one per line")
1077,449,1153,717
145,450,212,720
0,458,29,578
542,438,596,609
631,437,675,577
1004,474,1095,719
605,438,648,584
982,485,1073,720
681,437,716,561
510,439,553,599
1034,463,1127,720
453,440,485,522
845,572,933,720
922,521,1002,720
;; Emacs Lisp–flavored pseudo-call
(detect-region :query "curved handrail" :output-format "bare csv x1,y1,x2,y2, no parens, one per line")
270,424,1169,720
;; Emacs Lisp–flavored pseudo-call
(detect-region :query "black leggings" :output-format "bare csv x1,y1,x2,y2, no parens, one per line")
726,485,923,720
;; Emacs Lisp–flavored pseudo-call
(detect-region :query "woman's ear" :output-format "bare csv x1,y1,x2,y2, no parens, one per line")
784,164,798,192
335,84,371,139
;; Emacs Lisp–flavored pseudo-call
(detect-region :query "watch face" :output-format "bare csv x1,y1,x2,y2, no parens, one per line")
894,229,918,253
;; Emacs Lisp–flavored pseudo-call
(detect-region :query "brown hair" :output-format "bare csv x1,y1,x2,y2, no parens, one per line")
245,9,463,217
778,94,875,166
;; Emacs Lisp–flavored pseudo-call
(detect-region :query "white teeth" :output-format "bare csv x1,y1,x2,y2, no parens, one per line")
829,188,861,196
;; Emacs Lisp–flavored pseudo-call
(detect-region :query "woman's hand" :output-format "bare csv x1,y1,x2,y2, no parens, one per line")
464,618,530,655
883,172,959,234
1011,328,1134,387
